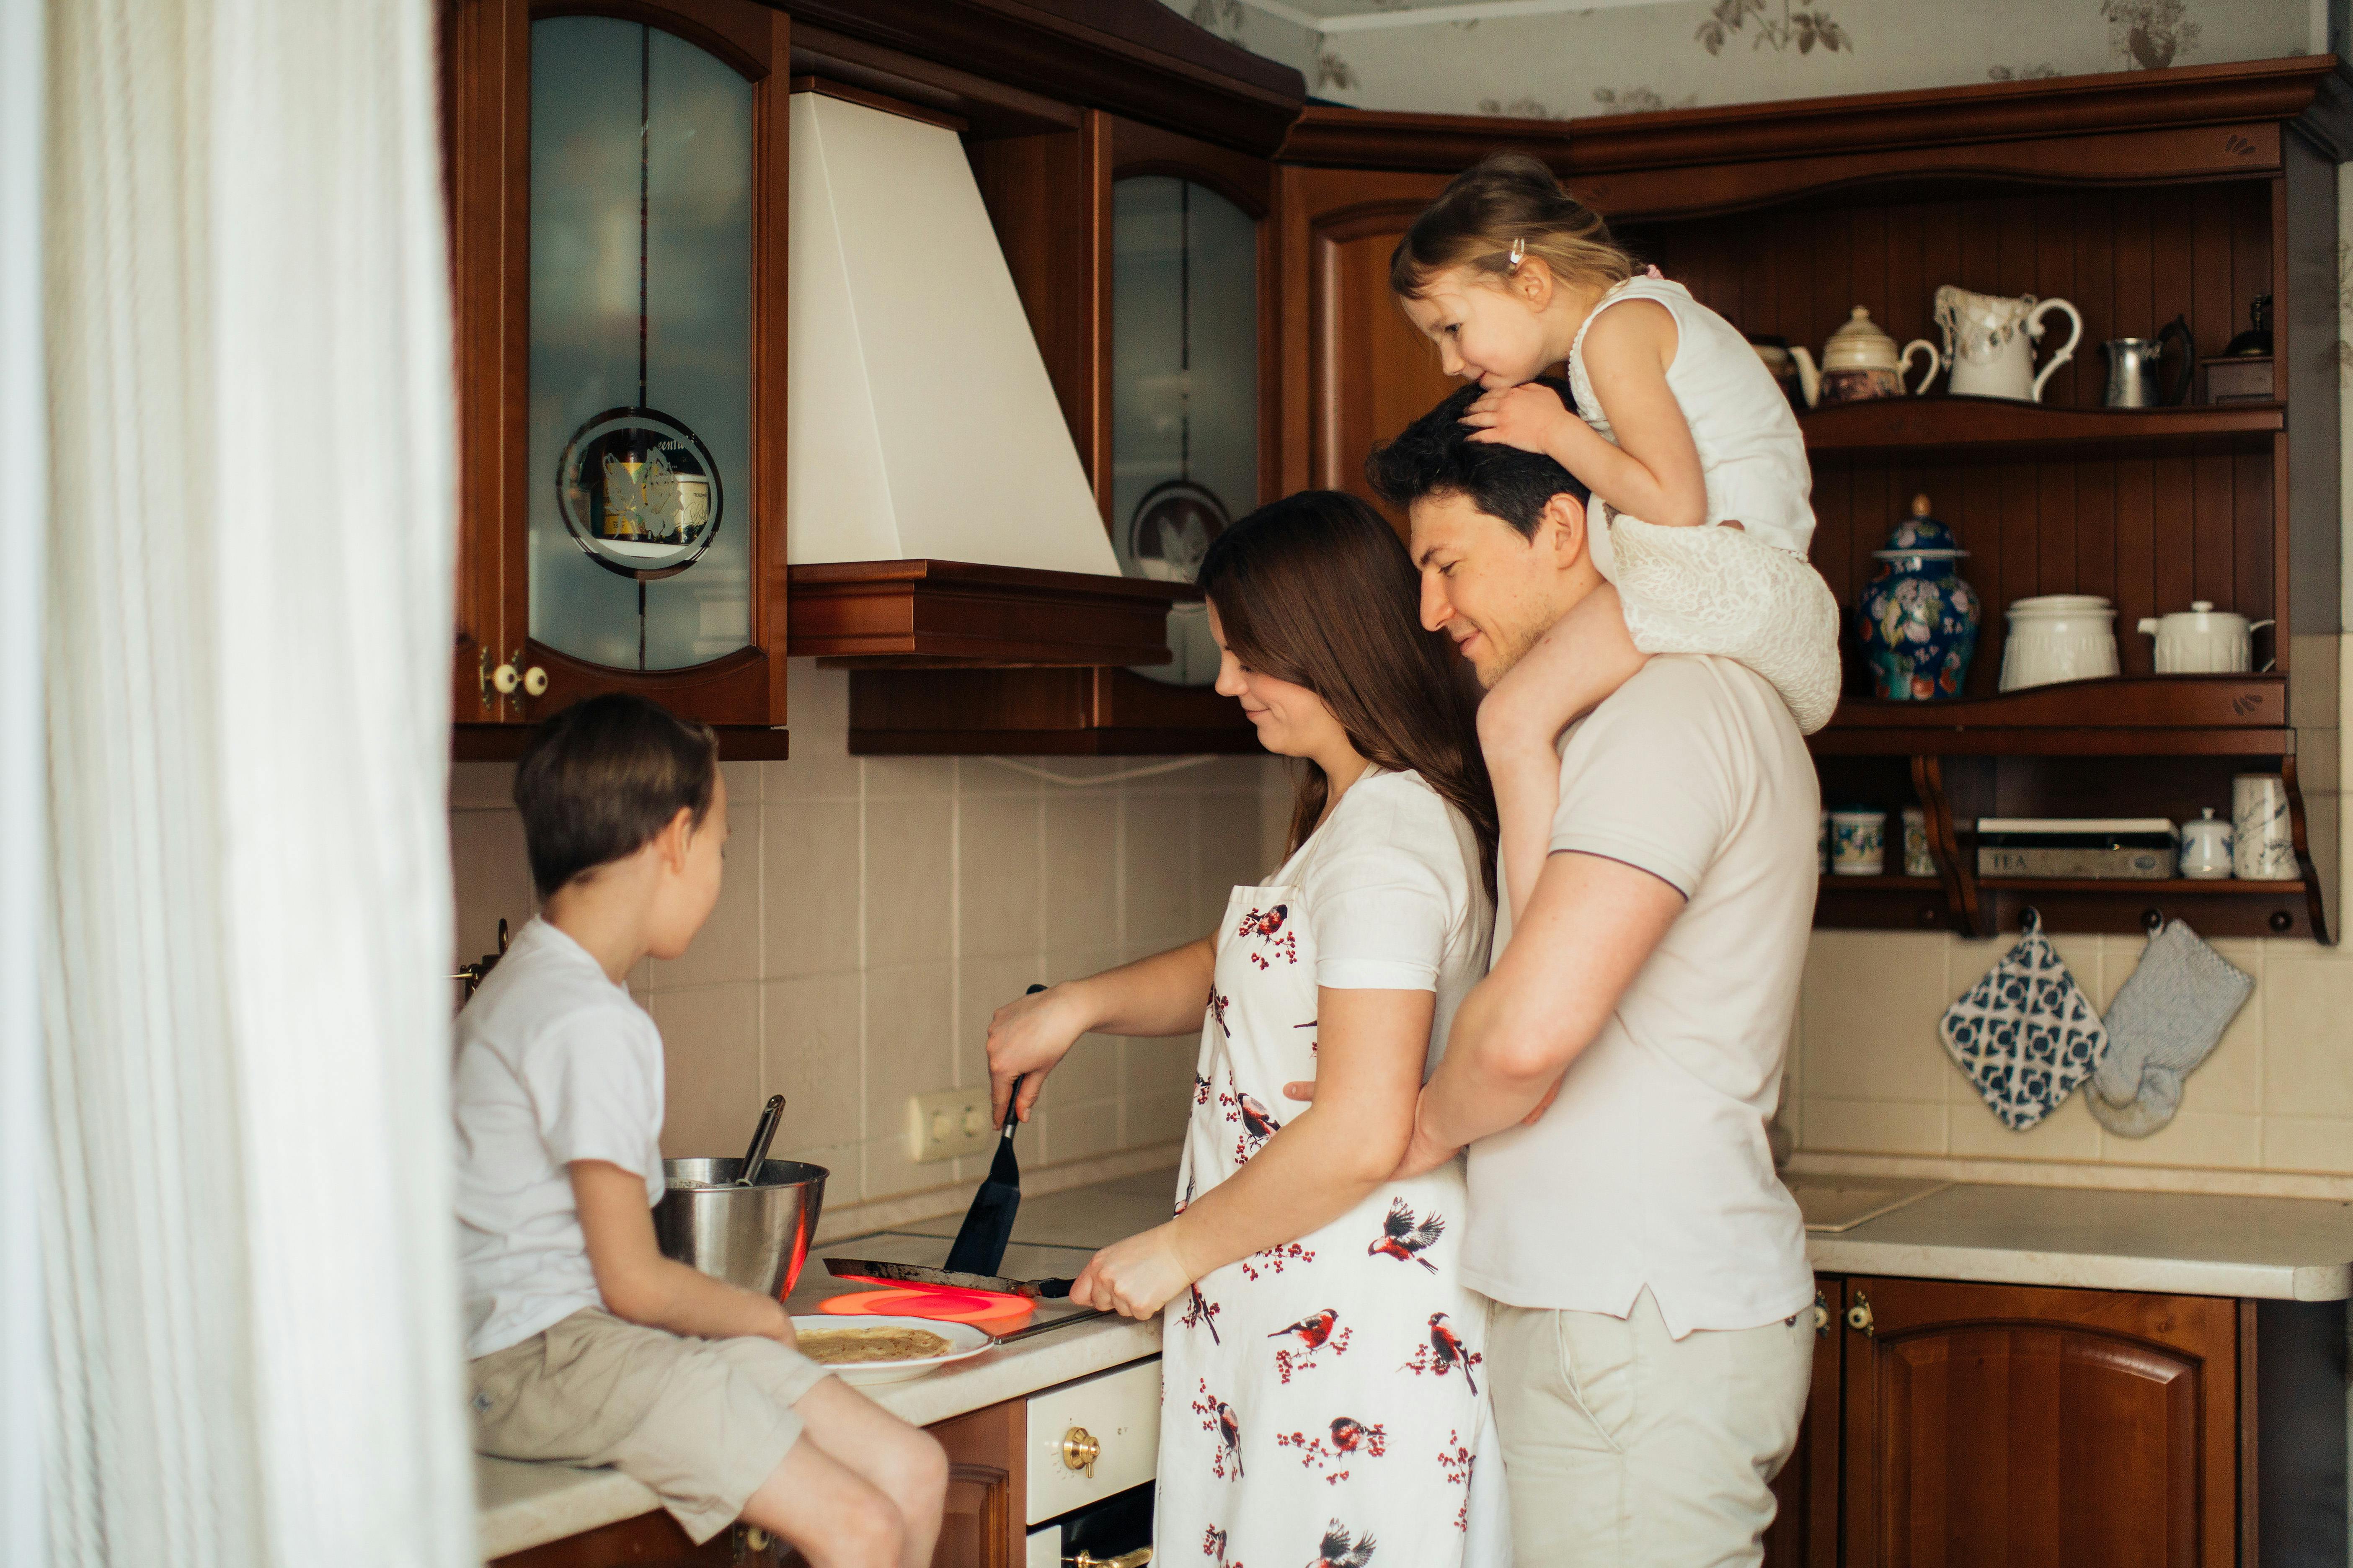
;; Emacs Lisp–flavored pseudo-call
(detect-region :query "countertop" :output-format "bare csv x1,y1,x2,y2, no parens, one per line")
478,1167,2353,1557
1798,1177,2353,1300
475,1170,1176,1560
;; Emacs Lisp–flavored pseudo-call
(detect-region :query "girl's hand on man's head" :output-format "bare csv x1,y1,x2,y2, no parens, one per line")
1459,382,1573,455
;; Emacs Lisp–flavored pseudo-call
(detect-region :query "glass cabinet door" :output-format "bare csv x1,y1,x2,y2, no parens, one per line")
1112,175,1257,686
528,17,753,671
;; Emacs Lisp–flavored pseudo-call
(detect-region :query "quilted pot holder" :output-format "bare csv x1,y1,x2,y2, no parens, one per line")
1940,909,2109,1131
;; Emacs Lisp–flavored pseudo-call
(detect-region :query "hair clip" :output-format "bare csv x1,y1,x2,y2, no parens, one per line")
1507,237,1526,272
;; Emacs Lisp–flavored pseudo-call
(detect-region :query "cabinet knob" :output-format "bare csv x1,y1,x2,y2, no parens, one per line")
1061,1425,1101,1478
1813,1289,1830,1338
522,665,549,697
490,662,520,695
1846,1291,1875,1337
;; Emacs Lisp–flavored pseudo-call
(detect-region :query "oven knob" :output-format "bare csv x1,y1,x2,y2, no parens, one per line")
1061,1426,1101,1478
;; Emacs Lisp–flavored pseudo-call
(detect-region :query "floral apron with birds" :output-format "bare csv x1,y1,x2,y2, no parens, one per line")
1157,864,1508,1568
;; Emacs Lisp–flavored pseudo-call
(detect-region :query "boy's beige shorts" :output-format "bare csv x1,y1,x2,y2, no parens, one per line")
468,1306,831,1543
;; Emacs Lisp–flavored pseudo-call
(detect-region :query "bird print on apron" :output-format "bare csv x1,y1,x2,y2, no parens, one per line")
1156,863,1508,1568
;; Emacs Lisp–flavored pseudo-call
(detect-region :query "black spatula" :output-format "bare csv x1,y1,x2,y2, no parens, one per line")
943,985,1043,1275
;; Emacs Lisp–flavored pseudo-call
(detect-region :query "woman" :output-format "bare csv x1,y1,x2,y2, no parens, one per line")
983,492,1507,1568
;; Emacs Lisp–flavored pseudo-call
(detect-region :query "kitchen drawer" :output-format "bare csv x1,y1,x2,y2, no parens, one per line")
1025,1356,1161,1525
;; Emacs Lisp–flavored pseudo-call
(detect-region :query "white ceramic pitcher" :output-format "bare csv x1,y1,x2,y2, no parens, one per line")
1935,285,2084,403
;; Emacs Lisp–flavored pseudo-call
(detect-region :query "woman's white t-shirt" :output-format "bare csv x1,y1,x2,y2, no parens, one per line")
1272,767,1493,1078
452,918,667,1359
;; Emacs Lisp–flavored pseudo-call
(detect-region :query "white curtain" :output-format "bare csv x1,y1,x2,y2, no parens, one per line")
42,0,475,1564
3,0,49,1563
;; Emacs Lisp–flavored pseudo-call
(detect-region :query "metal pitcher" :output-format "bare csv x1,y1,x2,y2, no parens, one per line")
2102,315,2193,408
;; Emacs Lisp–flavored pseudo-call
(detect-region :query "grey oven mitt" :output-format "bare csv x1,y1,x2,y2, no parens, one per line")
2087,920,2253,1138
1940,908,2108,1131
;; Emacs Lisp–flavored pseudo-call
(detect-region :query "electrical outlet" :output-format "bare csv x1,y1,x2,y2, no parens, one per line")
906,1087,996,1163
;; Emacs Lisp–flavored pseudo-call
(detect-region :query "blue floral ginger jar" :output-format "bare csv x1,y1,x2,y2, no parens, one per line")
1857,493,1980,700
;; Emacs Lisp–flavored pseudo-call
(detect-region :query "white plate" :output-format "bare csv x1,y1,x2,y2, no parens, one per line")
790,1315,997,1385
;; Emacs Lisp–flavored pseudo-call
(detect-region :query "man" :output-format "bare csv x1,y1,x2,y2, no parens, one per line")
1366,382,1818,1565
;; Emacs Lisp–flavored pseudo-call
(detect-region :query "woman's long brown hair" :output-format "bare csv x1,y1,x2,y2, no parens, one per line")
1197,491,1499,903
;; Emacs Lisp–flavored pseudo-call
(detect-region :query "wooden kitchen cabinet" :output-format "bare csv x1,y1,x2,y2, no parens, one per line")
930,1398,1025,1568
1839,1275,2242,1567
442,0,795,756
845,105,1294,754
1763,1272,2352,1568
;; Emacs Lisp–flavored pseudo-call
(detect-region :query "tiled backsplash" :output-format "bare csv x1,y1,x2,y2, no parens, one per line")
1783,927,2347,1179
449,660,1286,1220
1786,637,2353,1193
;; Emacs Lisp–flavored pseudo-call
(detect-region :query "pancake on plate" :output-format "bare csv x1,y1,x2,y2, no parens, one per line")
797,1325,956,1365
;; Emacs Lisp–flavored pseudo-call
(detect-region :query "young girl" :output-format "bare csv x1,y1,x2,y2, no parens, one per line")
1392,152,1841,923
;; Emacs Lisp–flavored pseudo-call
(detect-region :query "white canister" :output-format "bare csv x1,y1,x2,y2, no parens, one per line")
1999,594,2121,691
2177,808,2234,880
1901,806,1935,877
2232,774,2297,881
1829,809,1888,876
2134,601,2275,675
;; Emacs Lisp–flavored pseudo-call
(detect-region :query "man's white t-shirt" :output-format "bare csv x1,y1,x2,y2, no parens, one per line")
1464,654,1817,1338
453,918,667,1359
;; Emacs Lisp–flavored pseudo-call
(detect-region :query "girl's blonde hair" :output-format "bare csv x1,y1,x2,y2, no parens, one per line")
1390,151,1634,300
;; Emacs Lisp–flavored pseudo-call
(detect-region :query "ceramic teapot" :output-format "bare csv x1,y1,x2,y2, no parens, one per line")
1816,307,1940,404
1750,335,1820,408
2135,601,2274,674
1935,285,2084,402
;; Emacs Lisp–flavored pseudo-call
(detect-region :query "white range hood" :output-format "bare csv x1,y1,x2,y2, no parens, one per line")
786,91,1120,577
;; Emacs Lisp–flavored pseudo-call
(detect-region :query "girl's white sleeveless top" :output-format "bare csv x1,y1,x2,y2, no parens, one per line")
1566,276,1816,558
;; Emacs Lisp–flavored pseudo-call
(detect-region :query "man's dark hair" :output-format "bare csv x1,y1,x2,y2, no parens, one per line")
1364,378,1592,537
514,694,720,899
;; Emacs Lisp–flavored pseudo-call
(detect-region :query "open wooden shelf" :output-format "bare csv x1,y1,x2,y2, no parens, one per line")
1977,876,2304,895
1811,675,2292,757
846,665,1262,755
1799,397,2282,456
786,560,1190,666
1974,877,2314,938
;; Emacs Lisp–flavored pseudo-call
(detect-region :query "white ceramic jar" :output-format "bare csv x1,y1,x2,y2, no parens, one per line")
2232,774,2297,881
2135,601,2274,674
1998,594,2121,691
2177,809,2234,879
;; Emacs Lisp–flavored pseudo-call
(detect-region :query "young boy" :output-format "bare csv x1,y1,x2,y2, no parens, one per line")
455,694,946,1568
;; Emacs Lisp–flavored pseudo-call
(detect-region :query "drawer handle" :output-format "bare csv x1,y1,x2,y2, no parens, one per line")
1062,1425,1101,1478
1072,1550,1152,1568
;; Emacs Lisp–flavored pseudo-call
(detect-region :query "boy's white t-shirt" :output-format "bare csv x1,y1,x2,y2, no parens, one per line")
453,917,666,1359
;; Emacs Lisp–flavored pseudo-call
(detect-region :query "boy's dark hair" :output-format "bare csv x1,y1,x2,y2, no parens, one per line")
513,694,720,900
1364,379,1593,538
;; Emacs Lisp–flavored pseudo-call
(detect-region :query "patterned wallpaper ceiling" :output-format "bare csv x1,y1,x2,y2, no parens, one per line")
1165,0,2325,119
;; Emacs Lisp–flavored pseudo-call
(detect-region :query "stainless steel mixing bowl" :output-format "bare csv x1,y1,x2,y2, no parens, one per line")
653,1158,827,1301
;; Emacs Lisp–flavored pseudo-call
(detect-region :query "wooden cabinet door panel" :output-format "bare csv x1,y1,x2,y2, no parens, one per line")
931,1399,1025,1568
1843,1276,2236,1568
1275,165,1453,526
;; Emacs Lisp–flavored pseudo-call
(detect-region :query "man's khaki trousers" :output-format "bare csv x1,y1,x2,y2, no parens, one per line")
1486,1287,1814,1566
